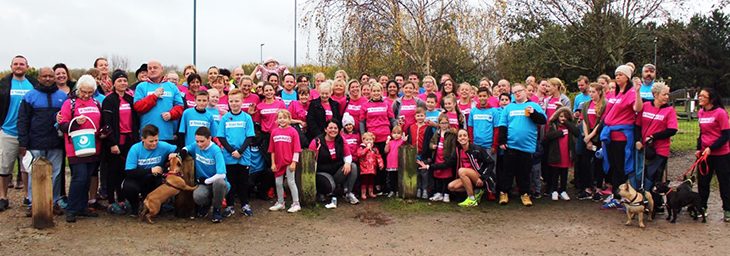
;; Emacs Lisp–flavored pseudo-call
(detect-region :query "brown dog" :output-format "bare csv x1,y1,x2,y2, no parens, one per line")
618,181,654,228
140,156,197,224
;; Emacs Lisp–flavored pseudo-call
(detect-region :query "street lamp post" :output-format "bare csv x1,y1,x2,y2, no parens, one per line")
654,37,657,66
193,0,197,65
260,43,265,63
294,0,297,77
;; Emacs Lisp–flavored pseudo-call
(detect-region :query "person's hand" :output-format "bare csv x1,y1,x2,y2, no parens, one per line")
500,144,507,150
586,141,594,150
695,150,702,158
475,178,484,187
366,143,372,150
702,147,711,156
198,177,206,185
416,160,428,170
232,151,241,159
76,115,87,125
554,101,563,107
168,153,178,160
397,118,405,127
154,87,164,98
490,147,496,154
343,163,351,175
573,111,581,119
289,163,297,172
316,139,322,151
56,112,63,123
18,147,26,157
110,145,120,155
635,142,643,150
526,106,534,114
583,135,592,144
432,144,437,150
248,104,256,115
271,164,277,173
301,122,307,129
151,166,163,175
386,136,391,144
161,112,171,121
403,135,409,142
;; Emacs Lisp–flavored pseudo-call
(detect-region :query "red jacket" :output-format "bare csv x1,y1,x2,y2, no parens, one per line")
406,122,428,155
357,144,384,175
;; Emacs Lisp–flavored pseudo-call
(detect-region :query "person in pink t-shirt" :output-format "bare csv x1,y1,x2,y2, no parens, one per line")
392,82,426,130
544,107,580,201
579,83,608,200
384,80,399,107
359,83,395,193
181,74,206,108
267,109,301,213
238,76,260,111
345,80,367,132
441,95,465,129
418,76,442,104
331,79,348,115
209,75,229,113
695,88,730,221
289,86,310,140
384,126,406,197
254,83,286,173
457,82,476,122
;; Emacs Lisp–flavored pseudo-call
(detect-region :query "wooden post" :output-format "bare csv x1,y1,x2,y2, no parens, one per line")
398,145,418,199
175,157,196,218
31,157,54,229
296,149,317,206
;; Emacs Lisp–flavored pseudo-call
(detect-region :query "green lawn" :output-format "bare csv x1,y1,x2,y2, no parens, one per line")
671,119,699,152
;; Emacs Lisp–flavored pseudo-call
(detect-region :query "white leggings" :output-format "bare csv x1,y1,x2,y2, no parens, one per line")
275,171,299,204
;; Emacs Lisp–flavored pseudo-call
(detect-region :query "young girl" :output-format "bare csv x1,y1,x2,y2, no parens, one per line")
428,113,457,203
251,58,289,83
331,79,348,115
357,132,384,199
288,86,310,145
209,75,230,113
457,82,476,122
384,126,406,197
580,83,607,201
345,80,367,132
268,109,302,213
341,113,361,163
441,95,465,130
545,107,580,201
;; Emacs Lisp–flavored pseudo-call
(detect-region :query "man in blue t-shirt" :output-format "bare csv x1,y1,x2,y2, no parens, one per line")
497,84,546,207
179,90,217,146
181,126,229,223
572,76,591,177
276,73,298,107
639,63,656,102
122,125,178,217
0,55,38,212
133,60,184,144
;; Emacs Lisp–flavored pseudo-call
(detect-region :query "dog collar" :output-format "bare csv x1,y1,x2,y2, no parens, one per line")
163,172,182,178
163,177,184,191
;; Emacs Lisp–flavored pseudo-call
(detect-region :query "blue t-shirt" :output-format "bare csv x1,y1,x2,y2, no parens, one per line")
179,108,217,146
247,144,265,174
94,91,106,104
185,142,229,188
425,109,441,133
133,81,184,141
468,106,499,148
573,93,591,112
217,111,255,165
125,141,177,171
640,82,654,101
280,90,297,107
497,101,545,154
2,78,34,136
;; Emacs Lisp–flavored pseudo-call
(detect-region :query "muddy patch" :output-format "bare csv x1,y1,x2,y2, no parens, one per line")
354,211,395,227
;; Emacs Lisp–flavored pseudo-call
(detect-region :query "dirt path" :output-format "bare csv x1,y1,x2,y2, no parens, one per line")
1,152,728,255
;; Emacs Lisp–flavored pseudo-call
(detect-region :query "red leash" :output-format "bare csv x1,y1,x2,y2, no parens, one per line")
682,154,709,179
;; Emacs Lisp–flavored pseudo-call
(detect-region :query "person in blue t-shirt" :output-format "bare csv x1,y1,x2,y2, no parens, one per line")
247,123,272,200
180,126,229,223
133,60,184,144
573,76,591,116
275,73,298,107
497,83,547,207
468,87,499,158
122,125,178,217
639,64,656,102
217,89,255,217
179,90,217,147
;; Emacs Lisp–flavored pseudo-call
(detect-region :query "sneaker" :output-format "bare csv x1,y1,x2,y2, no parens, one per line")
65,213,76,223
287,203,301,213
25,207,32,217
0,198,9,211
97,188,108,200
577,191,592,200
724,211,730,222
88,201,105,211
603,194,614,203
387,191,396,198
619,206,626,213
521,193,533,206
416,189,422,198
600,189,613,196
269,202,285,211
458,197,478,207
443,194,450,203
76,209,99,217
560,191,571,201
346,193,360,205
107,203,126,215
197,205,211,218
325,197,337,209
212,208,222,223
22,198,31,206
532,192,542,199
551,191,559,201
592,192,602,202
14,182,23,190
601,199,621,210
474,189,485,203
429,193,443,202
223,206,235,217
53,205,64,216
499,192,508,205
241,204,254,216
57,197,68,209
421,191,429,200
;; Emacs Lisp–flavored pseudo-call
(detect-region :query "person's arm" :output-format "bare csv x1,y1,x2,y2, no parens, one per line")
498,126,507,146
236,137,253,155
169,105,184,120
218,137,236,153
359,119,367,134
544,125,563,142
492,127,499,150
566,121,581,137
650,129,677,140
133,93,158,114
634,87,643,112
204,173,226,184
528,110,547,125
428,148,457,170
709,130,730,150
17,99,31,150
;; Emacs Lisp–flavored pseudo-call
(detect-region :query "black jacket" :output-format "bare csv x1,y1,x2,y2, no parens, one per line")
0,73,39,126
312,134,345,175
17,84,66,150
102,91,140,148
306,98,341,140
544,121,580,165
429,144,496,193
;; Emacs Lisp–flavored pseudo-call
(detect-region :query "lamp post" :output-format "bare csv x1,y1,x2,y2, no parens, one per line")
653,36,657,66
294,0,297,77
193,0,197,65
260,43,265,63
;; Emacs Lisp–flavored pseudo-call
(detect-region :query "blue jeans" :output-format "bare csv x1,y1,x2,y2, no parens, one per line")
67,161,99,215
27,149,64,206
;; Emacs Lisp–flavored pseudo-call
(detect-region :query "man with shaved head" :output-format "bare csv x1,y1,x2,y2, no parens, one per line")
232,68,245,90
133,60,184,145
0,55,39,212
18,67,67,216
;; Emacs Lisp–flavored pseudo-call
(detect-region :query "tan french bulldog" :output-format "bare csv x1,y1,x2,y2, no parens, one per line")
618,181,654,228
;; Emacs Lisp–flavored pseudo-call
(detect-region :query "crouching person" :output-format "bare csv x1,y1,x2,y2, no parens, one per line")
180,126,229,223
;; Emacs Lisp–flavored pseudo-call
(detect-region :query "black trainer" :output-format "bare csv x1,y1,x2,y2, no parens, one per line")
0,198,9,211
66,214,77,223
77,209,99,217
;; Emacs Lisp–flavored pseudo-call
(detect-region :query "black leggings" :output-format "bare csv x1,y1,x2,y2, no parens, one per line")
249,170,273,199
549,166,568,193
374,141,387,191
698,154,730,211
608,141,628,198
106,142,131,203
226,165,250,206
579,149,604,190
434,178,449,194
122,176,161,212
387,171,398,193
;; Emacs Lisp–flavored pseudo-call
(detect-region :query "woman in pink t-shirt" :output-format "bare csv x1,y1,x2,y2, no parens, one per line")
361,83,372,100
392,82,426,130
419,76,442,104
331,79,348,115
359,83,395,193
255,83,286,171
182,74,205,108
439,78,455,105
238,76,260,111
634,82,677,193
580,83,607,199
345,80,367,132
385,80,399,107
695,88,730,220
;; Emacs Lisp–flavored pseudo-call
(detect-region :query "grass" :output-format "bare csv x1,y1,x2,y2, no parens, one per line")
671,119,699,152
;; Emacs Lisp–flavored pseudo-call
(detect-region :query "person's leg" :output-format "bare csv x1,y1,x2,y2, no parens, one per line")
447,179,465,193
99,159,108,197
374,142,387,192
275,175,285,203
193,184,213,206
286,171,299,204
105,153,122,203
608,141,627,199
593,154,605,191
418,168,429,192
60,152,67,198
225,165,240,206
714,154,730,212
549,166,559,194
240,166,250,206
88,168,99,205
67,163,91,215
530,163,541,195
581,150,595,191
0,131,19,203
121,177,143,213
698,156,717,210
516,150,533,195
559,168,568,193
211,179,229,209
345,164,358,193
388,171,398,193
44,149,64,204
457,168,480,196
499,149,516,194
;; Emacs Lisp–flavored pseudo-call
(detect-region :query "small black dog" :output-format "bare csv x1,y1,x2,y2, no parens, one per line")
654,179,706,223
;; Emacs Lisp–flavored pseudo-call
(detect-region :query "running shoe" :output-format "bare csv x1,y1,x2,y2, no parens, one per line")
458,197,478,207
601,199,621,210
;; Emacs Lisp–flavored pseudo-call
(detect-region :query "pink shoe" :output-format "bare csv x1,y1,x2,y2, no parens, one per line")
600,189,613,196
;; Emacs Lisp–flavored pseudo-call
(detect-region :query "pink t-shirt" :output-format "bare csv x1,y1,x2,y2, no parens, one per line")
345,97,368,131
418,91,442,105
545,96,560,121
217,94,230,113
60,98,102,158
433,136,452,179
698,107,730,156
308,138,352,160
341,132,360,161
119,97,133,134
586,101,598,129
268,126,301,177
255,99,286,133
637,102,678,157
309,89,320,100
331,95,347,115
457,99,473,122
459,149,472,169
184,91,196,108
386,139,405,169
488,97,500,108
530,95,540,103
604,87,637,141
398,98,418,130
550,125,572,168
322,101,334,121
447,112,460,129
242,94,260,110
384,97,396,109
360,100,395,142
288,100,308,123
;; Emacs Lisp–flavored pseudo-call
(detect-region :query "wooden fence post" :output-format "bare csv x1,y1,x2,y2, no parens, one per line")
296,149,317,206
398,145,418,199
175,157,196,218
31,157,54,229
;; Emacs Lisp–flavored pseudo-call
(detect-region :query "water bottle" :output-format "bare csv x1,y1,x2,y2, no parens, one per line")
331,197,337,205
595,148,604,159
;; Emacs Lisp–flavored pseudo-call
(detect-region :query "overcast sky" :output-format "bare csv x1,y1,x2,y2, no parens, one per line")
0,0,723,72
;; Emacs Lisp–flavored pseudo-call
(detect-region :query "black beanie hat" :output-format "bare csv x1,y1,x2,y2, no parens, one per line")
112,69,128,84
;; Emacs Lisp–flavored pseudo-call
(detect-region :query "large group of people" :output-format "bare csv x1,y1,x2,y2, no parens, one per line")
1,55,729,224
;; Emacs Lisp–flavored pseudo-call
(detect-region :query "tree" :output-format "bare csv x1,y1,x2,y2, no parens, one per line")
110,54,130,72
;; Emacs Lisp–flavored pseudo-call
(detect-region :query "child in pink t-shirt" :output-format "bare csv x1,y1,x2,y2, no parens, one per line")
384,126,406,197
341,113,361,162
268,109,302,213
